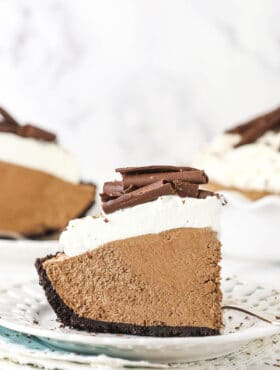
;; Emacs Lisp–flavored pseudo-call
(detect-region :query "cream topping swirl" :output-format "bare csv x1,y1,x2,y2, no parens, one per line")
194,131,280,193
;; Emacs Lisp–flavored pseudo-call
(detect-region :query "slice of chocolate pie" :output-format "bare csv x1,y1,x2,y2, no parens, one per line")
0,107,95,238
36,165,224,337
194,106,280,200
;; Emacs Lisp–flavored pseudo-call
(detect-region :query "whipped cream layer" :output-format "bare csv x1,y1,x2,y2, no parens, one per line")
0,132,80,183
61,195,222,257
194,131,280,193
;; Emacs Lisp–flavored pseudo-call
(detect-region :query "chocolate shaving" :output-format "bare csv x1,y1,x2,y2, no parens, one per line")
100,193,116,202
118,167,208,189
102,180,175,214
0,107,56,142
103,181,124,196
116,165,197,175
198,190,227,205
122,171,208,189
101,165,220,213
100,182,135,202
172,181,199,198
227,106,280,147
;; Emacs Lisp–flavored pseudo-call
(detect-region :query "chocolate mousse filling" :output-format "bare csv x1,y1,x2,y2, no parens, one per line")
36,227,222,336
0,161,95,237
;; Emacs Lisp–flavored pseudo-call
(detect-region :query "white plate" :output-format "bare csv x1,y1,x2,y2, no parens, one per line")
0,278,279,363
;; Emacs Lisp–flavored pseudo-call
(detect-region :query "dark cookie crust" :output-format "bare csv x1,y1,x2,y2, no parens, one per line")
35,255,219,337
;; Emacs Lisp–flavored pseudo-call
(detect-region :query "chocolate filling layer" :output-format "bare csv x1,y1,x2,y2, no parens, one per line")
36,227,222,336
0,161,95,237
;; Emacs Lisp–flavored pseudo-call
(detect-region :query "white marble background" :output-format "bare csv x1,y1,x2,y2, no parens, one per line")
0,0,280,183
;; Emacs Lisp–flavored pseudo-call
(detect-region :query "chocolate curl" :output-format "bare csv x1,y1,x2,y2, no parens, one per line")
172,181,199,198
100,193,115,202
17,124,56,142
103,181,124,196
0,107,56,142
101,166,218,213
227,106,280,147
102,180,176,214
0,107,20,133
116,165,197,175
100,181,124,202
100,181,136,202
121,170,208,189
236,116,280,147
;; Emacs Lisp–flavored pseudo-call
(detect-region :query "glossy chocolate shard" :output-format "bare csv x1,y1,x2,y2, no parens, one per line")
122,170,208,189
103,181,124,196
103,180,176,214
117,166,208,189
116,165,197,175
227,106,280,147
101,165,218,213
172,181,199,198
100,182,136,202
